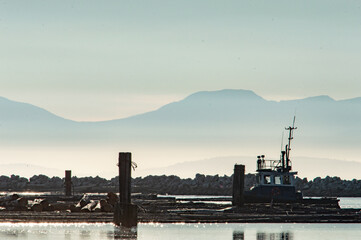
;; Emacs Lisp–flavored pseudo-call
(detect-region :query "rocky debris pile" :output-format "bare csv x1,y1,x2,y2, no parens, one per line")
132,174,256,195
0,194,28,211
295,176,361,197
0,173,360,197
29,175,63,190
0,174,117,193
0,192,119,213
133,174,361,197
0,175,28,190
69,192,118,212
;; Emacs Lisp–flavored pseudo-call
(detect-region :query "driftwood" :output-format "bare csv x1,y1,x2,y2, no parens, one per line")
31,203,43,212
71,194,91,212
3,197,28,211
6,197,27,207
0,194,27,210
70,204,80,212
78,194,90,208
30,198,55,212
107,192,118,206
0,194,19,204
36,199,51,211
52,201,70,211
81,200,98,212
93,201,102,212
100,199,113,212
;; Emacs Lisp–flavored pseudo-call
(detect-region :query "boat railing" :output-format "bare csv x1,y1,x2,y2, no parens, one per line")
257,158,293,172
257,157,278,171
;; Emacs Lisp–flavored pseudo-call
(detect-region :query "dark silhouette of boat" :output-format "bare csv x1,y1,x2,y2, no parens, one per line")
244,117,339,206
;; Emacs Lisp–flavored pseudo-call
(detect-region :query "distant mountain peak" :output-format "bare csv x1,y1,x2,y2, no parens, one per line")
0,95,73,123
184,89,265,102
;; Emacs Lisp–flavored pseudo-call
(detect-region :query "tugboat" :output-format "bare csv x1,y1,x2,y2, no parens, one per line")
244,118,339,207
245,117,303,202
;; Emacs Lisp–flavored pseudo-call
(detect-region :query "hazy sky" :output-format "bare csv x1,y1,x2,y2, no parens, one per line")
1,0,361,121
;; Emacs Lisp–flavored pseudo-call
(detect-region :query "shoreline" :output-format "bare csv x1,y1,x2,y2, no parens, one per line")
2,174,361,198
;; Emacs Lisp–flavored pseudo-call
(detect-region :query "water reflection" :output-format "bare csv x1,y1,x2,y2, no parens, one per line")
233,231,293,240
64,230,72,240
256,232,293,240
0,228,27,238
0,223,137,240
112,226,137,239
0,223,359,239
233,231,244,240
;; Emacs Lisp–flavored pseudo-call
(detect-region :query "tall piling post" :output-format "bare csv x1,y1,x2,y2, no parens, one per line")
232,164,245,207
114,152,137,228
65,170,72,196
118,152,132,204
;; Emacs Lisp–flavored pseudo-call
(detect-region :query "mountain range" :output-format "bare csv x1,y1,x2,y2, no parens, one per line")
0,89,360,178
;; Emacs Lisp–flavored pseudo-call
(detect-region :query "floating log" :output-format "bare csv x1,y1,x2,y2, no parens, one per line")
52,201,70,211
81,200,97,212
70,204,80,212
31,203,43,212
6,197,27,207
93,201,102,212
100,199,113,212
72,194,91,211
78,194,90,208
2,197,28,211
33,198,52,211
0,194,19,203
107,192,118,206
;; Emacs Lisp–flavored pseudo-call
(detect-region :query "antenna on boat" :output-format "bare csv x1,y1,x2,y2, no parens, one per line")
284,116,297,172
279,131,285,170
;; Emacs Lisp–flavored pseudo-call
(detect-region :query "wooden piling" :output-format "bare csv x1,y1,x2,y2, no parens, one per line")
232,164,245,207
121,204,138,228
65,170,72,196
114,152,137,227
118,152,132,204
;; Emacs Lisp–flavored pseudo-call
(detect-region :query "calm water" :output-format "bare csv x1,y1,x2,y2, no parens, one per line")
0,222,360,240
159,195,361,209
0,195,359,239
338,197,361,209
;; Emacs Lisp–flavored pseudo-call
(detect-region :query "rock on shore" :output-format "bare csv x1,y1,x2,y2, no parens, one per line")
0,174,360,197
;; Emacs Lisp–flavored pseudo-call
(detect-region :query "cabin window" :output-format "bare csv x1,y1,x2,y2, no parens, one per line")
283,175,291,185
275,176,281,184
264,175,271,184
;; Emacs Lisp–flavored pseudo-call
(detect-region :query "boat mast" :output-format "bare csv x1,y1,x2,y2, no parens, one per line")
284,116,297,172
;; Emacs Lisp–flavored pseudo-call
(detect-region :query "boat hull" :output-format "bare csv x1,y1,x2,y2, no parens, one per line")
244,185,302,203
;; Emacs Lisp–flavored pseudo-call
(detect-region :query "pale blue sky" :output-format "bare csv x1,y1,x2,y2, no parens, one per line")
1,0,361,121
